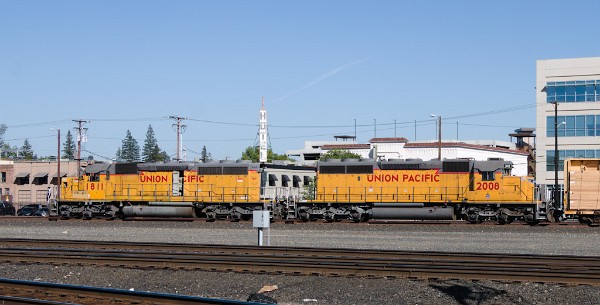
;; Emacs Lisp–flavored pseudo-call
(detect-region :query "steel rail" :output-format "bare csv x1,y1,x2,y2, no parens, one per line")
0,240,599,286
0,278,263,305
0,238,599,267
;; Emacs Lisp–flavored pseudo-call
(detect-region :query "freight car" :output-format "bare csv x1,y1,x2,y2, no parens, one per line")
57,160,316,220
562,158,600,225
300,158,539,224
57,157,542,224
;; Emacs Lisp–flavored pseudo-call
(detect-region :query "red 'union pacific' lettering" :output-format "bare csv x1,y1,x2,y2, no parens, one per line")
139,175,168,183
185,175,205,183
367,174,399,183
401,174,440,183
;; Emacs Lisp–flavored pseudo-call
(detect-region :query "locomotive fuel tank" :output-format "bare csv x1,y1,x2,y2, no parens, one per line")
371,203,455,220
122,206,196,218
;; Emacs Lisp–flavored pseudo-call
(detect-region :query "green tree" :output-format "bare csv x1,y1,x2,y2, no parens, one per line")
117,130,140,162
142,125,163,162
62,130,76,160
201,145,212,162
241,146,292,163
319,149,362,161
1,144,17,160
0,124,6,147
158,149,170,162
0,124,10,160
302,177,316,200
115,148,122,161
20,139,35,160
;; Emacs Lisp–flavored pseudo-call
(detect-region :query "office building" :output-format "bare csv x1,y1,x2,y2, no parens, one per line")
536,57,600,185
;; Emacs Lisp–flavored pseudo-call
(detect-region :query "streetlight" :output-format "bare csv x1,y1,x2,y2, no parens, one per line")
430,114,442,160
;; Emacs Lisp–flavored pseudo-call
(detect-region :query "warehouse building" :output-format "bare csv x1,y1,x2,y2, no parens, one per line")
0,160,79,208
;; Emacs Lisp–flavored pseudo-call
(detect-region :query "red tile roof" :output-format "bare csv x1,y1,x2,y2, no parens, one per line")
369,137,409,143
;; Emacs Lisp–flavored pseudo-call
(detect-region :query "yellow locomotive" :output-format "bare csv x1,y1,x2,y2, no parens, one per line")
59,161,315,220
58,158,538,223
302,158,538,223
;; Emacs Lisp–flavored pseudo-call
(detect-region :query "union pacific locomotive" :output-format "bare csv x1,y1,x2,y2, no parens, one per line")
58,160,316,220
57,158,540,224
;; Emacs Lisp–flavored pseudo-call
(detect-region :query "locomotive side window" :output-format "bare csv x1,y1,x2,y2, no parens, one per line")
482,171,495,181
88,173,100,182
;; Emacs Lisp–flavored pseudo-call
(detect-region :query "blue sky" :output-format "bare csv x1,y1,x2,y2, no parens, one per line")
1,1,599,161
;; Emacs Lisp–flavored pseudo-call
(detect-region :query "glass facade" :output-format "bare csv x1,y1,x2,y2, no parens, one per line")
546,115,600,137
546,80,600,103
546,149,600,171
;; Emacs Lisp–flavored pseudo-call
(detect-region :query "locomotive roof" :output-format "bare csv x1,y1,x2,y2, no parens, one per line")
137,162,195,171
318,158,513,173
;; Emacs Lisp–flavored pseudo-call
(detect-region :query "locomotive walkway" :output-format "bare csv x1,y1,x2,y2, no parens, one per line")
0,239,599,288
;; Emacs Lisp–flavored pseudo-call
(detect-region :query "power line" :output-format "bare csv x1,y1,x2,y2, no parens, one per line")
82,149,113,161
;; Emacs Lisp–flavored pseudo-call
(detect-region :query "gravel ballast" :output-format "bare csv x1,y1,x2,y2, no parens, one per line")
0,219,598,304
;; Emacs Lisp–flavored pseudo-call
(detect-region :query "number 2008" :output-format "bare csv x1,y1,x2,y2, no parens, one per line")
476,182,500,190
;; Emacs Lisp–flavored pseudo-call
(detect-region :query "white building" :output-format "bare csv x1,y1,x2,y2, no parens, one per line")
535,57,600,185
287,138,529,176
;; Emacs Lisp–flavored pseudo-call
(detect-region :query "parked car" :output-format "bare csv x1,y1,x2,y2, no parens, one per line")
17,204,47,216
34,208,49,217
0,203,15,216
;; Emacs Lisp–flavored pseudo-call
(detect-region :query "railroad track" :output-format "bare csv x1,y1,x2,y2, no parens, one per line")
0,278,260,305
3,215,593,227
1,239,599,286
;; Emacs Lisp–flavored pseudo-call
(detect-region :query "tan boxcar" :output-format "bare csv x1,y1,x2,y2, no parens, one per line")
564,158,600,224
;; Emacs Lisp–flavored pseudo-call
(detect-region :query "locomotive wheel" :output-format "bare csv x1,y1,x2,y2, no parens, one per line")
324,212,334,223
298,211,309,222
497,213,509,225
579,216,592,226
350,212,361,223
467,214,481,224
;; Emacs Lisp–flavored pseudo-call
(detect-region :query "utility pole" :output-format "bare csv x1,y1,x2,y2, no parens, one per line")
414,120,417,141
438,116,442,161
73,119,89,178
354,119,356,141
57,129,60,201
551,101,560,215
430,114,442,160
373,119,376,138
170,116,187,162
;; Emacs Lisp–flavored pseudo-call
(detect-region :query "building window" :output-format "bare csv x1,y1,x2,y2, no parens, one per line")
546,149,600,171
546,80,600,103
0,172,5,183
546,115,600,137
